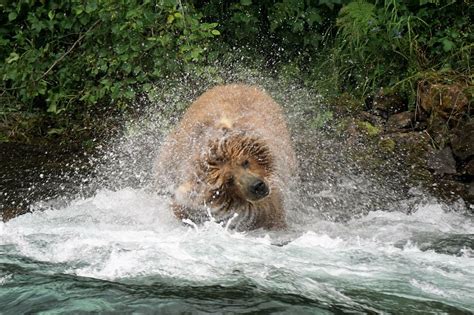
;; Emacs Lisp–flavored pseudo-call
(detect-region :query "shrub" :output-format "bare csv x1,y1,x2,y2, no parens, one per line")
331,0,472,103
195,0,345,59
1,0,471,143
0,0,219,115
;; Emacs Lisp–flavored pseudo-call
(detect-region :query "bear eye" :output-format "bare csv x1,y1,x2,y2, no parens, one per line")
208,157,224,167
242,160,250,168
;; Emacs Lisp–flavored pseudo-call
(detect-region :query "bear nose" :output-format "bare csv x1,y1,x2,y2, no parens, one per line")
250,180,269,198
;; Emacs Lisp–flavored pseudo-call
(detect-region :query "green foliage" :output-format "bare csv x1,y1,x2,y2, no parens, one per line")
330,0,472,102
337,1,376,43
196,0,345,57
1,0,471,143
0,0,219,115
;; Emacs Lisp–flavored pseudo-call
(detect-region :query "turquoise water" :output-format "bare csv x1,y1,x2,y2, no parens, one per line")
1,188,473,313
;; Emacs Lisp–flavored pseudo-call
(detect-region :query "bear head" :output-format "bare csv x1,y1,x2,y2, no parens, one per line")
201,133,274,206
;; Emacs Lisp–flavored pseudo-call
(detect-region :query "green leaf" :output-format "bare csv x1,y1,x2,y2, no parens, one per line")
143,83,152,91
8,12,17,21
85,1,98,14
307,10,322,26
211,29,220,35
124,89,135,99
6,52,20,63
74,6,84,15
241,0,252,5
47,128,65,135
48,10,55,20
47,102,57,113
441,38,454,52
79,14,90,25
319,0,337,10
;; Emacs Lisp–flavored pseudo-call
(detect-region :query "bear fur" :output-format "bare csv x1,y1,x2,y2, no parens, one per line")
155,84,296,230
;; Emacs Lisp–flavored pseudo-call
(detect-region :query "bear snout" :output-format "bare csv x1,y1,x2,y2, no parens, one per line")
249,179,269,200
236,172,269,202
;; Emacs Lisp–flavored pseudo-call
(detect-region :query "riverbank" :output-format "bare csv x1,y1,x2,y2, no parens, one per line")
325,82,473,208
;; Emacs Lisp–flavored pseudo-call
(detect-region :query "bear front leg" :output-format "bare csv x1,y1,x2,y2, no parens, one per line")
170,198,205,227
171,201,186,221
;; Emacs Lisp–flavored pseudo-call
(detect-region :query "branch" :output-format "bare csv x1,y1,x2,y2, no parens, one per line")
40,20,101,80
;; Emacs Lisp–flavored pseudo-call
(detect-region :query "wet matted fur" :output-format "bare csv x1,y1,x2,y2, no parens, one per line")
155,84,296,230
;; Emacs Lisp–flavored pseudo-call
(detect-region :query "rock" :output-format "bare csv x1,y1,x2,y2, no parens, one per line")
391,131,430,150
386,111,415,131
413,120,428,131
417,80,469,119
1,207,30,222
462,186,473,209
389,131,433,175
372,89,407,118
427,147,457,175
415,106,430,122
359,111,385,127
450,119,474,160
334,93,365,114
427,115,451,147
463,159,474,176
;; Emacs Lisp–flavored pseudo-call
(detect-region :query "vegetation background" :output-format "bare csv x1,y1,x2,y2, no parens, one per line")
0,0,472,148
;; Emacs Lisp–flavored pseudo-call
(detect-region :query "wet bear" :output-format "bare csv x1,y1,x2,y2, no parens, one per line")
155,84,296,230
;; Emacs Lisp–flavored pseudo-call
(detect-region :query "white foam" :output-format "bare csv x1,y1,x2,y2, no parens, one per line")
410,279,449,298
0,274,12,285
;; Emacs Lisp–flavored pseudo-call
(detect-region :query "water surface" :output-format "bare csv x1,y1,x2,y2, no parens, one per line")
1,188,473,313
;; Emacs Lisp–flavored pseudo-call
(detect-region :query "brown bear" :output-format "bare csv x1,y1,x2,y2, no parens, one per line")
155,84,296,231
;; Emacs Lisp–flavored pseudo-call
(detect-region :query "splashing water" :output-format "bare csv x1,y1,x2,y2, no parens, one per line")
1,71,473,313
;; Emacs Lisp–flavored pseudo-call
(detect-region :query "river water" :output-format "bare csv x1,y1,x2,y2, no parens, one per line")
1,78,473,313
1,188,473,313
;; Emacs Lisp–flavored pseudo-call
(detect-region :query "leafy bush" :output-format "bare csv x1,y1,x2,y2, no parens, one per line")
1,0,471,143
331,0,472,101
196,0,345,58
0,0,219,115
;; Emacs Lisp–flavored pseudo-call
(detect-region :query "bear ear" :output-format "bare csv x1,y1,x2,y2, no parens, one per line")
217,117,233,133
221,126,230,133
